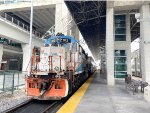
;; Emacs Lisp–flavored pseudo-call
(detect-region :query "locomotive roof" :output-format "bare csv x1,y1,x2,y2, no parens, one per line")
45,35,78,45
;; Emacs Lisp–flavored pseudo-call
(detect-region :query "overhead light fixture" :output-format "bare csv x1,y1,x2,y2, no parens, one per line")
135,13,140,22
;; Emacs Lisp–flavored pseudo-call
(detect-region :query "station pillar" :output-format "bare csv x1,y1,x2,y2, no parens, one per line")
71,25,80,40
55,2,70,35
0,44,3,69
106,2,115,85
22,44,34,72
126,14,131,75
140,4,150,83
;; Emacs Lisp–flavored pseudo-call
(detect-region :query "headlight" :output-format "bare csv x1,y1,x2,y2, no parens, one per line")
54,66,59,72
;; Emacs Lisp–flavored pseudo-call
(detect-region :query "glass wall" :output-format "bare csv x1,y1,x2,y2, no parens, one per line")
115,15,126,41
114,50,127,78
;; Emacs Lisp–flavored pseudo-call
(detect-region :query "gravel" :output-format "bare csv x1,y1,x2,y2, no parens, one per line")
0,88,30,113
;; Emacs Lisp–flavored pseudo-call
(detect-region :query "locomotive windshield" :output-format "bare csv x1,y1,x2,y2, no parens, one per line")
45,36,77,47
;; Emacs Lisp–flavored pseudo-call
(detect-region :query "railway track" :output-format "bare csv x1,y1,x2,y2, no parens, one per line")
4,99,63,113
3,73,94,113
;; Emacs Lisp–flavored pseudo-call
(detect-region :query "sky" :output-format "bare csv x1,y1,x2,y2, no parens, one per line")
79,32,94,57
131,38,139,52
79,32,98,64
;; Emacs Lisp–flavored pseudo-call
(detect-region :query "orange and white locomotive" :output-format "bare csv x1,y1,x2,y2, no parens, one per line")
26,35,94,100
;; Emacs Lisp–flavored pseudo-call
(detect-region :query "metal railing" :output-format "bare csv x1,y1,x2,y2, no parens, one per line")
0,71,26,94
0,12,42,38
0,0,75,39
0,0,31,4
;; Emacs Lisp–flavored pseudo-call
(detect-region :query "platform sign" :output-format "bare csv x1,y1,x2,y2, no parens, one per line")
3,72,14,94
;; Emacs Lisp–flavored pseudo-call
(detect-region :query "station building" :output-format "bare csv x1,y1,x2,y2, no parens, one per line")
0,0,149,86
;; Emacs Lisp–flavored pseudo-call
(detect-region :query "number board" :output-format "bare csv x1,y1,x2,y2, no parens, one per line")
51,38,71,44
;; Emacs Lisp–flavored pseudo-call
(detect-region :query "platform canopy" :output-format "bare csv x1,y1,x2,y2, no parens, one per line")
65,1,106,61
65,1,140,61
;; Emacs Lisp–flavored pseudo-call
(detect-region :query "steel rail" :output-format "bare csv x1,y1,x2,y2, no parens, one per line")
4,99,62,113
4,98,34,113
40,101,58,113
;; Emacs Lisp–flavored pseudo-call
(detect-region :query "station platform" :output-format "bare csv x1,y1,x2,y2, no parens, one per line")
57,71,150,113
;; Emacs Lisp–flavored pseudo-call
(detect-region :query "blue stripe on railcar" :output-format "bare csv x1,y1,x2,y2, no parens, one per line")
76,64,83,72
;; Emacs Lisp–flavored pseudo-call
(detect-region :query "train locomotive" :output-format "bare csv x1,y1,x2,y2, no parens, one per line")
25,35,95,100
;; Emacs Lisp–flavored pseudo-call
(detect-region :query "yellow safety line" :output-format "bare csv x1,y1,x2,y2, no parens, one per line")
57,72,96,113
